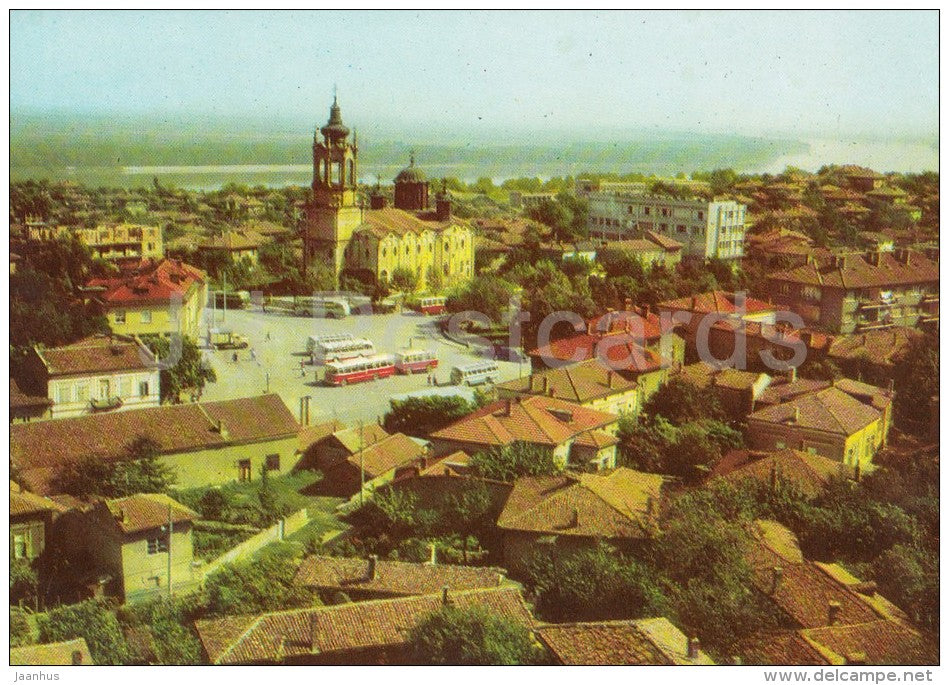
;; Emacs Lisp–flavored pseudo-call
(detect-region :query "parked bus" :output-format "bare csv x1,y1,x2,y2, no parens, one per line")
450,361,500,386
294,297,351,319
417,296,447,315
394,349,438,374
305,333,355,355
312,338,376,364
325,354,396,386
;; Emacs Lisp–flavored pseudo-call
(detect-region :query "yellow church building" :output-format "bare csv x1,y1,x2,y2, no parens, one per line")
303,97,474,289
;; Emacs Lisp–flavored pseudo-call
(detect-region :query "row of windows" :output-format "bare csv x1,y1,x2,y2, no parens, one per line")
114,310,153,325
54,378,151,404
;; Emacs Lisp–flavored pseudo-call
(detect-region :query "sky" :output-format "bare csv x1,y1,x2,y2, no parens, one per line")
9,10,939,141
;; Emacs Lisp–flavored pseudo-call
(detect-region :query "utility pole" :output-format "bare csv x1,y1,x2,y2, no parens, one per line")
166,503,173,599
359,420,365,507
222,273,227,324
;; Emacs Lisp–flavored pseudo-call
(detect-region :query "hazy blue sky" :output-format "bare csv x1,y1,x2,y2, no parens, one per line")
10,10,938,140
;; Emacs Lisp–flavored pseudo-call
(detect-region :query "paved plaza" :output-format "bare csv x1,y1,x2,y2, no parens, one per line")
198,307,526,426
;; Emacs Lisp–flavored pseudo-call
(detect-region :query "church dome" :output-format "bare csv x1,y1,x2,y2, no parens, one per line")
395,155,426,184
320,96,350,139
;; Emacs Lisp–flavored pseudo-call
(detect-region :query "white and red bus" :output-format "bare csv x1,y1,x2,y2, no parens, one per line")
394,349,438,374
325,354,396,386
418,296,447,315
312,338,375,364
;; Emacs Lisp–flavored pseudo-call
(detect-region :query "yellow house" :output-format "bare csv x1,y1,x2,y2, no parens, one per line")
197,230,266,265
29,223,164,263
83,493,200,602
10,394,302,495
747,384,891,469
495,358,653,417
86,258,208,340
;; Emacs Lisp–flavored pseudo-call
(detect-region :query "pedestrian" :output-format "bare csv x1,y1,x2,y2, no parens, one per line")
232,352,238,363
250,348,257,362
265,331,271,342
301,360,306,378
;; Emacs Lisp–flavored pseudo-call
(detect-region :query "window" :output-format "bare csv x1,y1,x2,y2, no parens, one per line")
55,384,69,404
139,381,150,397
697,211,704,220
76,383,89,402
114,311,126,324
141,310,152,324
12,532,29,559
147,536,169,555
265,454,280,471
238,459,252,482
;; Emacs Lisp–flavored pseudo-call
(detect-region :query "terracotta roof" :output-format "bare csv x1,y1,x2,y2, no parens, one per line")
86,258,206,307
416,451,471,477
298,419,345,451
658,291,775,317
708,449,849,498
497,468,663,539
736,630,829,665
603,231,683,254
430,395,617,449
9,378,52,410
10,483,69,517
802,621,938,665
839,165,885,179
769,250,938,289
677,362,768,392
199,230,266,251
756,378,832,407
344,433,426,479
36,335,155,376
536,618,714,665
293,555,508,596
11,394,299,495
102,493,198,535
10,638,94,666
331,423,391,455
749,386,885,436
195,586,533,665
495,358,639,404
354,207,461,238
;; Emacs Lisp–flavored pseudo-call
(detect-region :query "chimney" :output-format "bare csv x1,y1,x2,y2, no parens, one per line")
436,183,452,221
497,573,505,586
646,496,656,518
792,406,800,424
542,377,549,395
828,600,842,625
368,554,378,580
801,331,812,348
571,508,580,527
71,651,84,665
787,365,797,383
587,321,594,336
606,370,614,389
846,652,868,666
503,399,512,417
624,298,632,311
854,460,861,482
771,566,783,594
429,543,437,565
899,249,911,265
442,585,450,606
216,419,229,439
687,637,701,659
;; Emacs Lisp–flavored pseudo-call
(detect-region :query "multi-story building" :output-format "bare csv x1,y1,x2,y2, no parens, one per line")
303,98,475,289
767,249,939,334
28,223,164,263
85,258,208,340
19,334,160,419
586,190,746,260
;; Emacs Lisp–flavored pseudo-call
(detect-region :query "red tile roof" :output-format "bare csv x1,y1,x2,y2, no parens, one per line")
10,638,94,666
86,258,205,307
343,433,425,479
800,620,938,665
495,358,639,404
36,334,156,376
708,449,849,498
658,291,775,317
430,395,617,449
769,250,938,289
355,207,462,238
827,328,924,367
101,493,198,535
199,230,266,251
10,482,68,517
293,555,508,596
194,586,533,664
536,618,714,665
749,386,884,436
9,378,53,410
11,394,299,495
497,468,663,539
736,630,829,665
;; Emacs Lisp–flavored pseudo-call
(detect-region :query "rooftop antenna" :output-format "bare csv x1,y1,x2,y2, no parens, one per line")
333,83,338,103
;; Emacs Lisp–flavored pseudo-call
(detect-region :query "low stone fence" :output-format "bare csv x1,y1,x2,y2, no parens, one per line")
200,508,310,578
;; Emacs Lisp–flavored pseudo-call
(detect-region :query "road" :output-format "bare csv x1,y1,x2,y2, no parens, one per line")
198,308,526,427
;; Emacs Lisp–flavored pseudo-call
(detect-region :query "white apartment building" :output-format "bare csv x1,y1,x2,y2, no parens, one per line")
21,335,161,419
587,191,747,261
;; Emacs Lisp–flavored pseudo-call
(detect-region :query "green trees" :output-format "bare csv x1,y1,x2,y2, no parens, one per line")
389,266,418,293
525,192,588,242
38,599,133,665
469,441,560,482
204,543,312,617
383,396,475,437
53,437,177,499
524,543,670,623
407,605,545,665
10,559,39,608
142,335,216,404
643,377,727,425
892,332,938,434
445,274,515,324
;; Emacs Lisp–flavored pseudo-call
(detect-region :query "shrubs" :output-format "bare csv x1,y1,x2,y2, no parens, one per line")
469,441,561,482
38,599,133,665
407,605,545,665
383,396,474,437
10,607,33,647
203,543,314,617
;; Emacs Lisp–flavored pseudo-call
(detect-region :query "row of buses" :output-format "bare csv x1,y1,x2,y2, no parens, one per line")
304,333,500,388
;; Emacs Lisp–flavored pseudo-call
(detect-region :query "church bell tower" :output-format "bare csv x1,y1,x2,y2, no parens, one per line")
305,94,363,275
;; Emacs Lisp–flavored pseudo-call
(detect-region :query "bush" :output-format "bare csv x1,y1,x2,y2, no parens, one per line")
10,607,33,647
38,599,133,665
407,605,545,665
204,543,313,617
383,396,474,437
469,441,560,482
10,558,39,608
